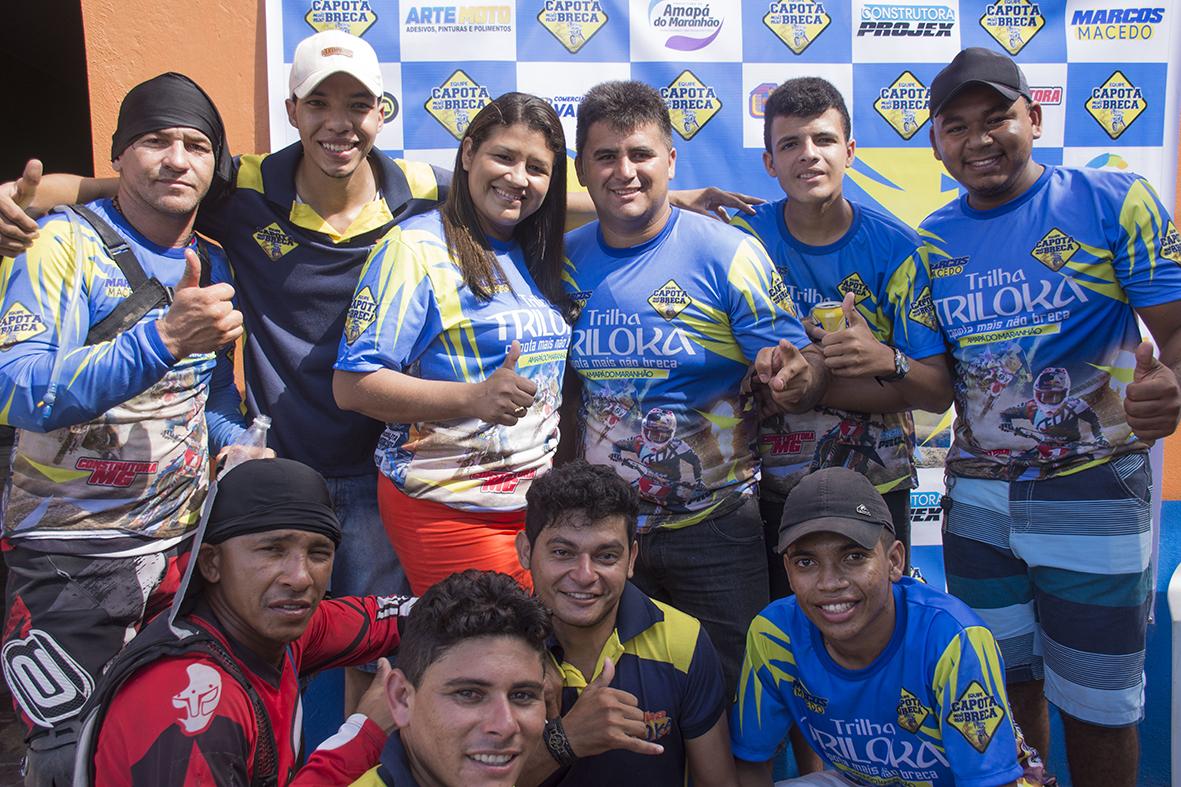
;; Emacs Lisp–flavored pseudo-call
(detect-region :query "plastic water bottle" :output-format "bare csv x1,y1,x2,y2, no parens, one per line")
221,415,272,473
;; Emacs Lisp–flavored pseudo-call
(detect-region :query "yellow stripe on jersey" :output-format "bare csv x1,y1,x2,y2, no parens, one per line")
1119,178,1168,281
1062,248,1128,302
736,615,796,732
236,155,266,193
628,599,703,675
932,625,1009,708
348,766,387,787
395,159,441,202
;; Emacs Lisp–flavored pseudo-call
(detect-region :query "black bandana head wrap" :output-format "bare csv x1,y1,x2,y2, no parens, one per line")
110,72,233,201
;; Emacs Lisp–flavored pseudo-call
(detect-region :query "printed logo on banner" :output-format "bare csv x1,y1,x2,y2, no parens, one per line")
873,71,930,140
661,70,722,140
426,70,493,139
979,1,1045,54
1029,85,1062,106
649,0,726,51
1030,228,1080,271
749,82,776,118
1070,7,1164,42
1085,153,1129,170
304,0,378,36
404,4,513,32
762,1,831,55
857,3,955,37
1085,71,1147,140
1160,221,1181,264
537,0,609,53
380,92,400,123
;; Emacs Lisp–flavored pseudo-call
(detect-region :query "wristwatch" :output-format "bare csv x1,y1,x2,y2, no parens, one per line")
543,717,579,766
876,348,910,384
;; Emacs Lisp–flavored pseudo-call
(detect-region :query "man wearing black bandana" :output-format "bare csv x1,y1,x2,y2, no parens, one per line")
74,458,414,787
0,72,246,785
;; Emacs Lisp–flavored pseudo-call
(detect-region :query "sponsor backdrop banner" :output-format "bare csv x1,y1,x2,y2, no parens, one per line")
265,0,1180,577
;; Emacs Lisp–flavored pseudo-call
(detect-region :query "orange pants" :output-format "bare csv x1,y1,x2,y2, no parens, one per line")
377,474,532,596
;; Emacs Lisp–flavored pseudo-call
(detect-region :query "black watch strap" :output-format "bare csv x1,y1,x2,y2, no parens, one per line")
544,717,579,766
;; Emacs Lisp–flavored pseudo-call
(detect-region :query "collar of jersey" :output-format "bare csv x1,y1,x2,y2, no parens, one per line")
257,141,409,243
594,206,680,259
94,197,193,258
376,731,421,786
958,163,1052,220
546,582,661,689
777,197,863,255
807,580,907,680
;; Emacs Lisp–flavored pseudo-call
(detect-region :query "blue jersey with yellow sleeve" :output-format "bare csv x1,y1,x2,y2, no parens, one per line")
334,211,569,512
198,143,450,477
732,199,944,499
0,200,243,551
563,209,810,532
920,166,1181,481
731,578,1027,786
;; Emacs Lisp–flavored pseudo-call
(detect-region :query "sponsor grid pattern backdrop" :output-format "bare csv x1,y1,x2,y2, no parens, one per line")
265,0,1181,568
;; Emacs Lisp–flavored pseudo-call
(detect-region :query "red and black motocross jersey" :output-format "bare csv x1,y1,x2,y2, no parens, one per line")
94,594,409,786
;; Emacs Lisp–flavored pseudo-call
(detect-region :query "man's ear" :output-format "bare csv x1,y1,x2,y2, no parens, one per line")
515,530,532,571
886,538,906,583
286,98,298,130
388,669,415,729
197,543,222,584
626,540,638,579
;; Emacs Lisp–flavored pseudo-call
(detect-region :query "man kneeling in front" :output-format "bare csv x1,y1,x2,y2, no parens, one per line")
731,467,1047,786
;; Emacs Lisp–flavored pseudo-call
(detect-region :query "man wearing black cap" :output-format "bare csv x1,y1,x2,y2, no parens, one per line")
0,72,246,785
730,467,1046,787
73,458,413,786
922,47,1181,786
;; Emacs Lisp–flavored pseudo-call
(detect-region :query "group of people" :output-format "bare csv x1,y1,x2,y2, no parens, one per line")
0,26,1177,787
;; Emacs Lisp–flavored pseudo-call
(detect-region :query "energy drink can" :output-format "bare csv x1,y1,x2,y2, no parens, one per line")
811,301,846,332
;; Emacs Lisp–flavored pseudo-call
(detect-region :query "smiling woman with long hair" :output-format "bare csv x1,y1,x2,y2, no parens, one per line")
332,93,570,594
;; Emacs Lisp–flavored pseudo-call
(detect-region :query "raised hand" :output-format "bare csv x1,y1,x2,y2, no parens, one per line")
818,292,895,378
1124,340,1181,440
752,339,819,414
670,187,766,221
0,159,44,256
559,658,664,758
155,249,243,358
473,340,538,426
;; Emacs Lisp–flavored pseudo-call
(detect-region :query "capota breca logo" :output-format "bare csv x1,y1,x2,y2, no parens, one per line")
873,72,930,140
537,0,608,53
1030,228,1080,272
979,0,1044,54
304,0,377,36
426,70,493,140
345,287,377,344
253,223,299,262
660,70,721,141
1085,71,1147,140
648,280,692,320
763,1,831,54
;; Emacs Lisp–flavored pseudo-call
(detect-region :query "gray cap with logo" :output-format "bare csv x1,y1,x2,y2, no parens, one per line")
777,467,895,553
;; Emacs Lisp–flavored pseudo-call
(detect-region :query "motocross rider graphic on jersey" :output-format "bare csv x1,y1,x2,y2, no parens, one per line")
611,408,707,509
998,367,1110,464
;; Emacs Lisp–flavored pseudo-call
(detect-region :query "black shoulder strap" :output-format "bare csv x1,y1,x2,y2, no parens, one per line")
75,614,280,787
57,204,175,345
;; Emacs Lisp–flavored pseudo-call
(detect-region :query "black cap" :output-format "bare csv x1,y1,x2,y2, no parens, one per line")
777,467,894,553
929,47,1030,117
170,458,341,622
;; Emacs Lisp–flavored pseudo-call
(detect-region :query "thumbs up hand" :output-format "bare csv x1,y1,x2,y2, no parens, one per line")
473,340,538,426
558,658,664,758
1124,340,1181,441
0,159,45,256
156,249,242,358
818,292,896,379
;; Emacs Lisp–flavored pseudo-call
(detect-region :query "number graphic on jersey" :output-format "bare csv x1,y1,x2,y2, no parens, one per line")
1,629,95,726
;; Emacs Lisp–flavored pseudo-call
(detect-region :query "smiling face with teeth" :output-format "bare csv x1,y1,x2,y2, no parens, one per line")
390,635,547,787
784,530,905,670
460,123,557,242
930,85,1043,211
199,529,335,666
285,72,384,182
763,108,855,210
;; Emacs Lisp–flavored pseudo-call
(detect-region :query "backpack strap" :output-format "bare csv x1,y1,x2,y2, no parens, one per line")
56,204,175,346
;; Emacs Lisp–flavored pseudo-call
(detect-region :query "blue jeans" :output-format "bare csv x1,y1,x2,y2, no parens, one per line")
325,472,409,600
631,496,768,697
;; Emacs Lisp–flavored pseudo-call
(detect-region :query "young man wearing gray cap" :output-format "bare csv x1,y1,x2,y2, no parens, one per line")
730,467,1045,787
922,47,1181,786
74,458,414,786
0,72,246,785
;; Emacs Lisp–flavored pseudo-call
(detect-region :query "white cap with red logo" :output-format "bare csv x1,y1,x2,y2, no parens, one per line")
289,30,382,100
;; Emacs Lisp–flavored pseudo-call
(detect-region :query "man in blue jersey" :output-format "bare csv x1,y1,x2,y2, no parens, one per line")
923,47,1181,786
563,80,827,696
514,461,733,787
731,77,952,598
0,73,245,786
731,467,1045,787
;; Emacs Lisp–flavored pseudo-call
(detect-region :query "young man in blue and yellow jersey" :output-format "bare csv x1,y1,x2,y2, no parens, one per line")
731,77,952,598
923,47,1181,786
562,80,827,696
0,74,246,785
514,461,733,787
731,468,1048,787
